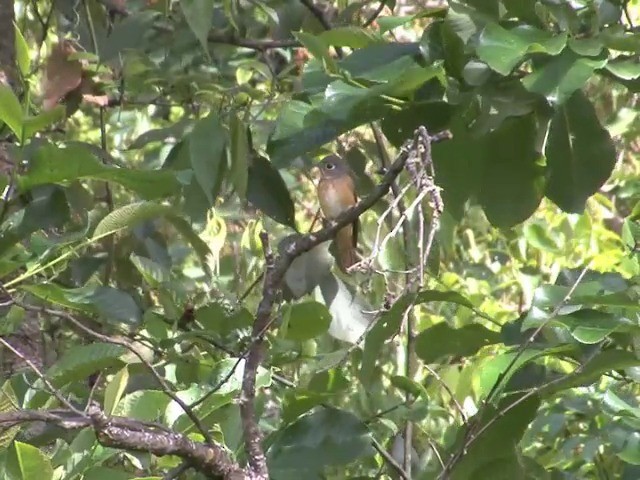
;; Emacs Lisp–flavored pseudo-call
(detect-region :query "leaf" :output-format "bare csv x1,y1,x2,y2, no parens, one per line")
114,390,170,422
541,350,640,396
7,441,54,480
552,309,633,344
477,24,567,75
14,24,30,78
130,253,170,286
0,84,24,138
416,323,502,364
449,395,541,480
606,57,640,80
0,382,20,448
361,293,416,384
93,202,169,238
318,27,382,48
523,223,562,253
18,143,180,200
390,375,428,398
267,407,374,473
478,113,545,227
415,289,476,308
544,91,617,213
69,285,142,325
522,49,607,105
228,114,249,200
247,155,296,229
188,112,227,205
180,0,214,51
103,367,129,416
283,301,332,341
47,343,127,386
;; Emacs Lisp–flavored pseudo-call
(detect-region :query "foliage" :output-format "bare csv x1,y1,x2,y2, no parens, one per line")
0,0,639,478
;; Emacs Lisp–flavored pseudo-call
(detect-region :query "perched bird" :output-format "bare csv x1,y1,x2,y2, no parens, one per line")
315,155,359,272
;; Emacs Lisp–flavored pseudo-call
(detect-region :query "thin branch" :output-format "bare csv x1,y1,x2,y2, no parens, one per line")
0,337,84,415
371,436,410,480
363,0,389,28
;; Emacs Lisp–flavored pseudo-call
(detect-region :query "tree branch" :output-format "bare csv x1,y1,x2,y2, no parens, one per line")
0,409,244,479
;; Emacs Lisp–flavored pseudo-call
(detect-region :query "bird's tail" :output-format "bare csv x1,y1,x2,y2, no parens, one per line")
335,225,358,272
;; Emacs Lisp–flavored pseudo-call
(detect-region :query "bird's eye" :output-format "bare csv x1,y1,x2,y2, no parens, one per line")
325,163,335,170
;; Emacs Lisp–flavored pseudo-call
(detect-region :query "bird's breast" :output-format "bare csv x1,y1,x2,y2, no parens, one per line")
317,178,356,219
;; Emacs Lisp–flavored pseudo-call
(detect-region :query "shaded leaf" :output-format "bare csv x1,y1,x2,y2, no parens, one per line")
180,0,214,51
7,441,54,480
478,114,545,227
416,323,502,364
283,301,332,341
188,112,227,205
18,144,180,200
522,49,607,105
247,155,296,229
268,407,374,472
545,91,617,212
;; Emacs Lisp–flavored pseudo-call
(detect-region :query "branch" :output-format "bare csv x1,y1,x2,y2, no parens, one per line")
239,129,452,478
0,409,243,479
208,32,300,50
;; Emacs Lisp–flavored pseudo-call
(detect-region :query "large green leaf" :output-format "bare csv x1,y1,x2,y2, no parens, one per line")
477,24,566,76
283,301,332,341
267,407,374,473
522,49,607,105
416,323,502,364
544,91,617,213
180,0,214,50
188,112,227,205
478,114,545,227
0,84,24,138
247,155,296,230
18,144,180,200
6,441,54,480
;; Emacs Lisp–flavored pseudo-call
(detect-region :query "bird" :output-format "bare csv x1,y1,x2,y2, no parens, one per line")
315,154,359,272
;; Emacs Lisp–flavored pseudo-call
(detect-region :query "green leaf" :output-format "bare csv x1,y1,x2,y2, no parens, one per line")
605,57,640,80
552,309,633,344
114,390,170,422
523,223,562,253
318,27,382,48
361,292,416,384
18,144,179,200
103,367,129,416
283,301,332,341
541,350,640,396
545,91,617,213
416,323,502,364
415,289,476,308
48,342,126,382
228,114,249,200
0,84,24,138
449,395,541,480
130,253,169,286
7,441,54,480
0,382,19,448
389,375,428,398
23,107,65,139
522,49,607,105
247,155,296,229
66,285,142,325
478,114,545,227
180,0,214,51
268,407,374,472
477,24,566,75
14,24,30,78
188,112,227,205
